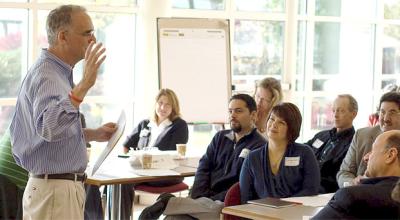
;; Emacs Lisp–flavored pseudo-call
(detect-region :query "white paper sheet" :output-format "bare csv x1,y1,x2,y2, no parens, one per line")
281,193,334,207
91,111,126,175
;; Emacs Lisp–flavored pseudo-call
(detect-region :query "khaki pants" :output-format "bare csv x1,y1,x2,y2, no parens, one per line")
23,177,85,220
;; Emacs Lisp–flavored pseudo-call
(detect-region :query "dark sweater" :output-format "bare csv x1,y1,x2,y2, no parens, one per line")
190,128,266,201
305,127,355,193
240,143,320,203
312,176,400,220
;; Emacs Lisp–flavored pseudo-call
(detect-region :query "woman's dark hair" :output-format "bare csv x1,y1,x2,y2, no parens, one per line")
269,102,302,143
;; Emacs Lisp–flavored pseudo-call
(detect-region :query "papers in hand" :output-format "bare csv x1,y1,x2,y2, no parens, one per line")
91,111,126,175
248,197,301,209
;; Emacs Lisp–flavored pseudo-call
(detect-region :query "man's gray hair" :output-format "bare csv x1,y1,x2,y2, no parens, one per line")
337,94,358,112
46,5,86,46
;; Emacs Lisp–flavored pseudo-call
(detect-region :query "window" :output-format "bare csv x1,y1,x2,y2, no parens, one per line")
0,8,28,134
71,12,135,128
385,0,400,19
296,0,399,139
382,24,400,88
172,0,225,10
236,0,285,12
233,20,284,92
36,0,136,6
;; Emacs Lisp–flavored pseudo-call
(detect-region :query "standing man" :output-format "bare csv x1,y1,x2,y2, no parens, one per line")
313,130,400,219
139,94,266,220
337,91,400,187
305,94,358,193
10,5,117,219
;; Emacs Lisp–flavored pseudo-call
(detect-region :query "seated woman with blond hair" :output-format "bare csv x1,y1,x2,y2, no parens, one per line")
123,88,188,152
240,102,320,203
253,77,283,138
120,88,189,219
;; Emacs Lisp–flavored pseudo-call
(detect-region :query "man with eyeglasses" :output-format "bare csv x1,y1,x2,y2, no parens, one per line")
313,130,400,219
10,5,117,219
337,91,400,187
305,94,358,193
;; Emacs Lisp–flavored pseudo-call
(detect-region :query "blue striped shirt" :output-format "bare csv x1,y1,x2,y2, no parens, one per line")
10,49,88,175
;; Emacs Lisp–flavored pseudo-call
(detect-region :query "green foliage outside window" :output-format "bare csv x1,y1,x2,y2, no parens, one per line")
0,49,21,98
385,2,400,20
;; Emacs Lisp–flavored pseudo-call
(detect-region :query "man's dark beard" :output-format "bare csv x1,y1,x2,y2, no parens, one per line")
231,124,242,133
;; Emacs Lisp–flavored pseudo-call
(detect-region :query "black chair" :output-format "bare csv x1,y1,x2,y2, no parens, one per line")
0,174,23,220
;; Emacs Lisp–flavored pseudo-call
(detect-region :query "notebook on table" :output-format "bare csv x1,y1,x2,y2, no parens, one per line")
248,197,301,209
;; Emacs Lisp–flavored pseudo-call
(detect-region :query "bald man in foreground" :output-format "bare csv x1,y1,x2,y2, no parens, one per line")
313,130,400,219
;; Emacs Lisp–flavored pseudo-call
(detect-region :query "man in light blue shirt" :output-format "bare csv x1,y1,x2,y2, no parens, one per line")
10,5,117,219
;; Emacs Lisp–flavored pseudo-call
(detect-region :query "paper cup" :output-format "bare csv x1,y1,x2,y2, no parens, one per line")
176,144,187,157
141,153,152,169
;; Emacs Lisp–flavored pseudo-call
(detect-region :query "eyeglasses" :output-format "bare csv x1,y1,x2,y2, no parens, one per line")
255,94,272,104
379,109,400,117
65,29,95,37
79,30,95,37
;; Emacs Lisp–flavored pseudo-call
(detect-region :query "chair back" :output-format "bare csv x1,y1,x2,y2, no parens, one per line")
224,182,241,220
135,182,189,194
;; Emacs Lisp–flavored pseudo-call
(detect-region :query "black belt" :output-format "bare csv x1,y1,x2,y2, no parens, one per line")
30,173,87,182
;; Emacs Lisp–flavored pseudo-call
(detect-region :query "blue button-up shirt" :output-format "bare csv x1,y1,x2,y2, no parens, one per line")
10,49,87,175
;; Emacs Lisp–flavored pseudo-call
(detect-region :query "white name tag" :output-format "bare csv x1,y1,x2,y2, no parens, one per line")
139,129,150,137
312,139,324,149
285,157,300,166
239,148,250,158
